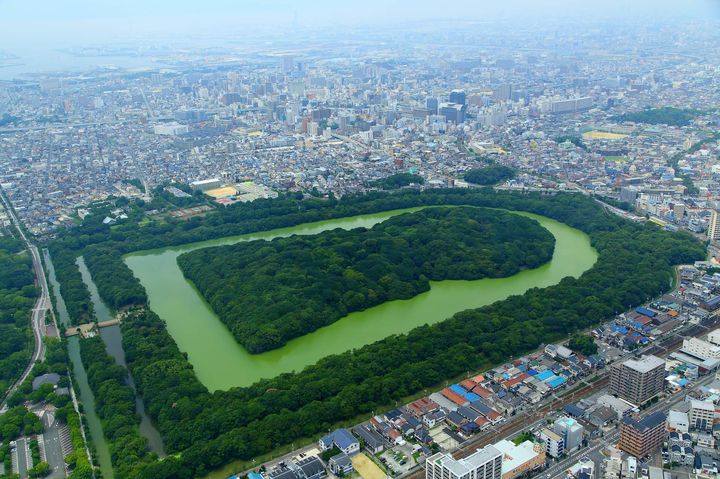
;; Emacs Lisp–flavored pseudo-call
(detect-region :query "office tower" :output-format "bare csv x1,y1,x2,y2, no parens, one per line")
449,89,466,105
610,355,665,406
426,446,502,479
439,103,466,123
708,210,720,240
619,412,666,458
282,55,294,73
426,97,439,114
553,417,584,452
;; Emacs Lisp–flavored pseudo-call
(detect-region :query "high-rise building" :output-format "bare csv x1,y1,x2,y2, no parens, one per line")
619,187,638,205
426,446,503,479
553,417,584,452
282,55,295,73
449,90,466,105
426,97,439,114
439,103,466,123
619,412,666,458
689,400,715,433
708,210,720,241
610,355,665,406
493,84,513,102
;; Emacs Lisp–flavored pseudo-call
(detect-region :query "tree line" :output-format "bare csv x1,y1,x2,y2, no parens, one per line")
178,207,554,352
463,165,516,185
369,173,424,190
0,237,36,395
83,247,147,311
613,107,700,126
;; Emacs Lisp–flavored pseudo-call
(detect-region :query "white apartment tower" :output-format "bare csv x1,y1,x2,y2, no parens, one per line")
708,210,720,241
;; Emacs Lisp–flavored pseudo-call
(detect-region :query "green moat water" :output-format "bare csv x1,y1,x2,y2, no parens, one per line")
125,208,598,391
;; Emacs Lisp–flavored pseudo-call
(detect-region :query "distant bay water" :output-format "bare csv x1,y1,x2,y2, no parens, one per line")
0,46,165,80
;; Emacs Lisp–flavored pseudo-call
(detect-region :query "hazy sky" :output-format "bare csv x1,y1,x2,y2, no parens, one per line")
1,0,719,49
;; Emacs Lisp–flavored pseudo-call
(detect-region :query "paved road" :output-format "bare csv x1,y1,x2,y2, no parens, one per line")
42,411,68,478
0,186,51,411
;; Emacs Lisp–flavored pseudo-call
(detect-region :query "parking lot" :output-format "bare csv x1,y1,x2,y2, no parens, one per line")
379,442,417,475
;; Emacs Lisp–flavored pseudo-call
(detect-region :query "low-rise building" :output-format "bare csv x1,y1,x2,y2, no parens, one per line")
319,429,360,456
494,440,546,479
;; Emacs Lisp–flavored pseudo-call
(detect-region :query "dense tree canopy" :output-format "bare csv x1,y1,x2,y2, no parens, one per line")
369,173,424,190
568,334,598,356
463,166,516,185
83,247,147,311
0,239,36,394
178,208,554,352
614,107,700,126
47,188,706,478
555,135,588,151
80,336,157,478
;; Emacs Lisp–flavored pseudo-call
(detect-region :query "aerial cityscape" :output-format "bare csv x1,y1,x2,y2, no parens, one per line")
1,2,720,479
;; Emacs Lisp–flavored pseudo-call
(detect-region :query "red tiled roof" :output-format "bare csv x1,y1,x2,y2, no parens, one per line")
441,388,468,406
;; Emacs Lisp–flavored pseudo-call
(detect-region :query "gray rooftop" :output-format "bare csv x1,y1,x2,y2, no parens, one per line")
624,355,665,373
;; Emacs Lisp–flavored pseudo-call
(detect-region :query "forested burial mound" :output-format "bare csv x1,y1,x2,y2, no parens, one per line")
177,206,555,353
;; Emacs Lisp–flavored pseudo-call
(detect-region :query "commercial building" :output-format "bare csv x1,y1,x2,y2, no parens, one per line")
708,329,720,346
540,428,564,458
190,178,223,192
426,446,503,479
439,103,466,123
449,90,466,106
619,412,666,458
153,122,189,136
493,440,545,479
610,355,665,406
689,400,715,433
553,417,584,452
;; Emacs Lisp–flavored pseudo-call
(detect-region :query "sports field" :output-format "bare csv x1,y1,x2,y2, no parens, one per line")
582,130,628,140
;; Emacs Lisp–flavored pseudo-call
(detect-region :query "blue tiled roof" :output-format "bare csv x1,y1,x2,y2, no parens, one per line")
449,384,467,396
464,392,480,402
322,428,359,450
536,370,554,381
546,376,567,389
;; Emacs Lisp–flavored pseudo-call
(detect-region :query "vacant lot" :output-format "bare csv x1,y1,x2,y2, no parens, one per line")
352,453,386,479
